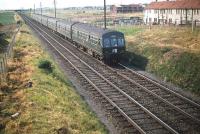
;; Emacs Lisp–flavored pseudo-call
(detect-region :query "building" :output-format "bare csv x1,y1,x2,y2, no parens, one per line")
144,0,200,25
110,4,144,14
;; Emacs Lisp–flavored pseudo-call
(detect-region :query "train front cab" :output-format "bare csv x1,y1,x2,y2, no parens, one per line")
102,32,126,64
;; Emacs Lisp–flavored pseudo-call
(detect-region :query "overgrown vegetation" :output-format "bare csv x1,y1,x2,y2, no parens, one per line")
114,26,143,36
38,59,53,73
0,22,108,133
158,52,200,92
0,11,16,54
123,26,200,94
0,12,15,25
0,34,9,53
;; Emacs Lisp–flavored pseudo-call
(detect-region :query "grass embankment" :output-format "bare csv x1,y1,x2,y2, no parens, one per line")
122,26,200,94
0,11,16,53
0,23,108,133
114,26,143,36
0,12,15,25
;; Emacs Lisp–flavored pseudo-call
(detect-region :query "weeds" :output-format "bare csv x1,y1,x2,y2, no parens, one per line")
0,12,15,25
38,59,53,73
125,26,200,94
161,47,172,54
1,22,108,134
114,26,143,36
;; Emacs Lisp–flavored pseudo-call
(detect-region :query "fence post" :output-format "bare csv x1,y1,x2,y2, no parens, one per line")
0,27,20,83
0,60,3,83
0,58,5,82
4,54,8,73
2,56,7,82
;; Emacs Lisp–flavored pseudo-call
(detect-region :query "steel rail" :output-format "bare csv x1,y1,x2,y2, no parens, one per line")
23,15,179,134
23,16,147,134
93,59,200,124
119,63,200,109
115,69,200,124
35,17,200,125
27,13,200,126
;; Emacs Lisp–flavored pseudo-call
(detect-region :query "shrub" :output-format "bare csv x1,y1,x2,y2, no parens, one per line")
38,59,53,73
161,47,172,54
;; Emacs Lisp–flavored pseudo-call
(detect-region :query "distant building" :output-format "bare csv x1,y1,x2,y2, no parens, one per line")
110,4,144,14
144,0,200,25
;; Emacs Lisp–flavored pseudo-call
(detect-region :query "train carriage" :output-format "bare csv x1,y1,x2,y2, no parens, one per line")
47,17,58,32
29,13,126,63
72,23,104,58
31,14,41,23
72,22,125,62
57,20,76,39
102,31,125,62
41,16,48,26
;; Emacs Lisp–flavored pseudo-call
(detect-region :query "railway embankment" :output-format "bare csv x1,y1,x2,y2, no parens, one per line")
0,23,107,133
0,12,17,54
120,26,200,94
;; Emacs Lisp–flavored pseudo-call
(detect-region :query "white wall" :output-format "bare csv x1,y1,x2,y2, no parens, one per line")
144,9,200,25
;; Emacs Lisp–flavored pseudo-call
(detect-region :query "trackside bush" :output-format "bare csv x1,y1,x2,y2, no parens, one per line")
38,59,53,73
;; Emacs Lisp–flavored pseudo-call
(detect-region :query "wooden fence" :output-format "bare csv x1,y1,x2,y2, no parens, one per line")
0,27,20,83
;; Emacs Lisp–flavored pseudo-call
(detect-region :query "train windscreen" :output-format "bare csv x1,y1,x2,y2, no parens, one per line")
118,38,125,46
103,36,125,48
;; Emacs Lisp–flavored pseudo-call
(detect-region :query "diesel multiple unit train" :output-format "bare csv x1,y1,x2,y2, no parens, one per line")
30,14,126,63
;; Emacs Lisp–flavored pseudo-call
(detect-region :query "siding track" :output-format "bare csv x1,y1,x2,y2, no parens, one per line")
22,14,200,134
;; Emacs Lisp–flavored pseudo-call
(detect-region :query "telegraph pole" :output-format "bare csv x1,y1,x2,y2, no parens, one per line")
54,0,56,18
40,2,42,16
104,0,107,29
192,9,194,32
34,4,35,14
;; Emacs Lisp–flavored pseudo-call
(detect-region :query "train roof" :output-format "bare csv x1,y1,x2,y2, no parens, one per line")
33,14,60,21
32,14,124,37
73,22,119,37
33,14,55,19
58,20,78,26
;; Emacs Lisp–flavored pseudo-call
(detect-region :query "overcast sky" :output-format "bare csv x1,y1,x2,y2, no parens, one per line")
0,0,153,10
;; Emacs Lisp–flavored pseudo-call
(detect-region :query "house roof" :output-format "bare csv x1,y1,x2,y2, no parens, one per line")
111,4,143,8
146,0,200,10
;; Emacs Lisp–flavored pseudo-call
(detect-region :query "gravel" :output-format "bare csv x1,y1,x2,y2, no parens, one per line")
29,26,120,134
28,23,200,134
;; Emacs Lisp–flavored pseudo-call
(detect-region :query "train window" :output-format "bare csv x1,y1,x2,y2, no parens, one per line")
98,39,101,46
87,35,90,41
118,38,124,46
93,38,97,45
111,38,118,47
104,38,110,48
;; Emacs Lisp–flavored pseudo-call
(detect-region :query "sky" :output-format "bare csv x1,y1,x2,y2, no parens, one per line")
0,0,153,10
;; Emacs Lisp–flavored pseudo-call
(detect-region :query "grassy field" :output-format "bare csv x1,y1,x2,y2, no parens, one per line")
0,23,108,133
114,26,144,36
0,12,15,25
0,11,17,54
122,26,200,94
41,9,143,23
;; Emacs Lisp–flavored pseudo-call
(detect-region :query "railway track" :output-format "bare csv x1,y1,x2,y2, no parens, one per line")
118,64,200,118
22,14,200,134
